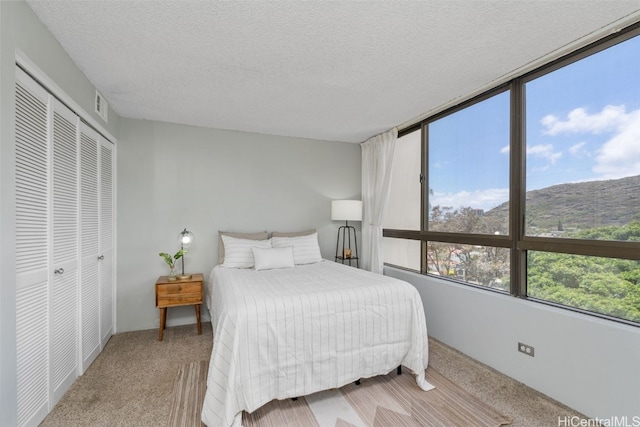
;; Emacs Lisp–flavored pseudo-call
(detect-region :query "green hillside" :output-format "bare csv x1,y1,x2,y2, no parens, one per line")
485,174,640,233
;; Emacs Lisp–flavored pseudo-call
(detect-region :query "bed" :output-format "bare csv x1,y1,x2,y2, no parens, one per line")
201,232,433,427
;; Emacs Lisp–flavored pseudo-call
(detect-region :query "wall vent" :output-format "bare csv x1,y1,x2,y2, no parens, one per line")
95,90,108,122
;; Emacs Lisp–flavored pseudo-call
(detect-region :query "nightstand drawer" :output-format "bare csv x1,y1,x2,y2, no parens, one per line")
157,292,202,306
157,282,201,296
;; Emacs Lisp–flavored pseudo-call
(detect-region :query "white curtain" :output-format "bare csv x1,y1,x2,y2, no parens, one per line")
361,127,397,274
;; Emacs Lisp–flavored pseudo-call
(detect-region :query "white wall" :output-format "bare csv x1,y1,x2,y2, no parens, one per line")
386,266,640,421
117,118,361,332
0,1,121,425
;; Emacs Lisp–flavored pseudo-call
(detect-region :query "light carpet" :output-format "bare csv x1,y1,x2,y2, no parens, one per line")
168,361,512,427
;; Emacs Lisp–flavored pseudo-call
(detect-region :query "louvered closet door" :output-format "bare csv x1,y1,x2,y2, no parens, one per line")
99,140,114,347
15,67,51,427
79,123,101,373
50,98,80,404
14,66,115,426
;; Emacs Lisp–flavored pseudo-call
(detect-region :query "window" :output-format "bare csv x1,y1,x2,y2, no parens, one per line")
528,251,640,322
383,23,640,325
383,129,421,270
428,91,510,236
426,242,510,290
524,36,640,241
423,90,512,291
520,32,640,322
384,129,421,231
384,237,421,271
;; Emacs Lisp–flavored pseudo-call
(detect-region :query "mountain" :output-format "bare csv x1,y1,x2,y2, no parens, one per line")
485,174,640,232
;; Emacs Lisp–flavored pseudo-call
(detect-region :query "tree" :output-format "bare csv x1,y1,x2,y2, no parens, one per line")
427,205,509,288
527,224,640,323
426,208,639,322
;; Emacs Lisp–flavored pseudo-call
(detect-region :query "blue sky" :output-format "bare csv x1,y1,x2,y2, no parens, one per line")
428,33,640,212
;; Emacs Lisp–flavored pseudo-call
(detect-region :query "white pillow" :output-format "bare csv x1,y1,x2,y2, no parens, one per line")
221,235,272,268
252,246,295,271
271,232,322,265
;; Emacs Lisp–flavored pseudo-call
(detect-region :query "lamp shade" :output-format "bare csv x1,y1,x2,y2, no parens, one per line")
178,228,195,248
331,200,362,221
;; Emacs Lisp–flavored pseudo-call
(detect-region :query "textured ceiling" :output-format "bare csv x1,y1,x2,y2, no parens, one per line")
26,1,640,143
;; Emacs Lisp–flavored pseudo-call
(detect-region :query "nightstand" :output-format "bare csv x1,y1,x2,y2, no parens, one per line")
155,273,204,341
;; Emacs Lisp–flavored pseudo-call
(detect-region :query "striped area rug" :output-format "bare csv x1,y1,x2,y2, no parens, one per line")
168,361,512,427
167,360,209,427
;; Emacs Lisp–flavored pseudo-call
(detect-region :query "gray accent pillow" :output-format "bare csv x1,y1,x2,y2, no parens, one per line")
218,231,268,264
270,229,316,238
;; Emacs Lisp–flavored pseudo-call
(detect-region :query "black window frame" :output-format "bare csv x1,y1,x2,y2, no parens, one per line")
383,21,640,326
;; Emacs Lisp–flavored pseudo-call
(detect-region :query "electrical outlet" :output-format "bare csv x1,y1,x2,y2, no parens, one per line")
518,342,535,357
154,319,160,327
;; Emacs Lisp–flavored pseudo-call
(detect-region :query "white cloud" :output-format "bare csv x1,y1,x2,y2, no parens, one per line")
541,105,640,180
433,160,450,169
568,141,587,157
542,105,627,136
431,188,509,212
500,145,510,154
527,144,562,164
593,109,640,179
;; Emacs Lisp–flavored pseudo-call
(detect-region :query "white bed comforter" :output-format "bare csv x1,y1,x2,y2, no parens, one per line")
201,260,433,427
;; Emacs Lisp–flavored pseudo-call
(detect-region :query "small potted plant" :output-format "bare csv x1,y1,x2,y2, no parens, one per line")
159,249,187,281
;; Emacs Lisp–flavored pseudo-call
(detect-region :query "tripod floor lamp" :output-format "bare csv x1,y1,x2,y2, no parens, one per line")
332,200,362,268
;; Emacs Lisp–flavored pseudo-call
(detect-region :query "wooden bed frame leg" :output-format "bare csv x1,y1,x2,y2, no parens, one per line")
397,365,402,375
355,379,361,386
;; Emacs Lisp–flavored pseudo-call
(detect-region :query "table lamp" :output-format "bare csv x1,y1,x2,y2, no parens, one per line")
177,227,194,280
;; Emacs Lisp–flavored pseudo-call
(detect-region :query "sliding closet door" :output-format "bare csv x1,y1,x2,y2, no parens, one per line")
15,67,51,427
79,123,101,373
50,98,80,403
99,140,114,346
